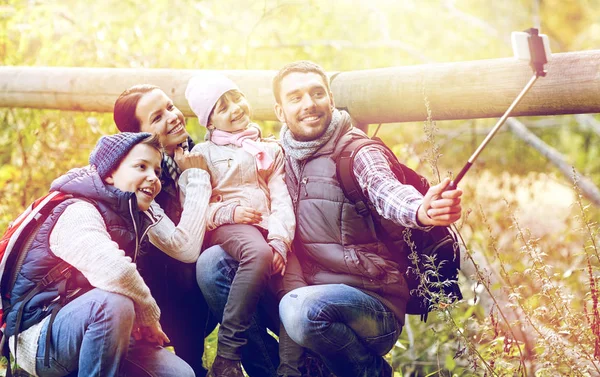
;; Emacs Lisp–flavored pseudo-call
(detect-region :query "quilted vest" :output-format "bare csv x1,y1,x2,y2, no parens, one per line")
285,123,410,322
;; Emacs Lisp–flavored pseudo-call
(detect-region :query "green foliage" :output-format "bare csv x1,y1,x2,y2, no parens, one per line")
2,1,600,376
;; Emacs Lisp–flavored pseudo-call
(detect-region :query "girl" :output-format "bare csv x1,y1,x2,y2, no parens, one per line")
185,73,304,377
5,132,209,376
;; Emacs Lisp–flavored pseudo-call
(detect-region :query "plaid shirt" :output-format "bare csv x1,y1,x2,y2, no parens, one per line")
353,145,428,230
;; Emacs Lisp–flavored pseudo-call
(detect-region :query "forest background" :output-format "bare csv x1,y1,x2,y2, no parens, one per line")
2,0,600,376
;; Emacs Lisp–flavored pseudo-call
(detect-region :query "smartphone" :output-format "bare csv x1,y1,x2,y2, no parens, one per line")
511,31,552,61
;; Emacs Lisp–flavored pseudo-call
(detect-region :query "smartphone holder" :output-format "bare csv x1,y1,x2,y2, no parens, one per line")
447,28,551,190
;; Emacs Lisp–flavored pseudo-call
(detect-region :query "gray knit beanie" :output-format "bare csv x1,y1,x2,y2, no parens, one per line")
89,132,152,179
185,72,239,127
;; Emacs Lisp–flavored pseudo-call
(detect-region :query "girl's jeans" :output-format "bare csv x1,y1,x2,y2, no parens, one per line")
203,225,307,376
196,244,281,377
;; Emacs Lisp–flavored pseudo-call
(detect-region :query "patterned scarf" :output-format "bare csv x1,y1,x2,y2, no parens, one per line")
163,140,189,183
280,108,343,182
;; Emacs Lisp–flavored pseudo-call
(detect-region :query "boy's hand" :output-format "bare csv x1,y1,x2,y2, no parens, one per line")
174,147,207,171
417,177,462,226
233,207,263,225
271,250,286,276
140,321,170,346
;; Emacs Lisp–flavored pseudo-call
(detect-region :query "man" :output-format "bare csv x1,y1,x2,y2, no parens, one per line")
273,61,463,377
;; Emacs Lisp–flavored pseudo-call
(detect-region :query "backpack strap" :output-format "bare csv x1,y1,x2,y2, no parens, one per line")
44,273,71,367
11,261,72,370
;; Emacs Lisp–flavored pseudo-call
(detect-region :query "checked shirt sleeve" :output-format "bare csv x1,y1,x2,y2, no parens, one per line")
353,145,429,230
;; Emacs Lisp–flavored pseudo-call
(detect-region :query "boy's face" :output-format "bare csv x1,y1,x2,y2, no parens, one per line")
274,71,334,141
208,90,251,133
136,89,188,156
105,143,162,211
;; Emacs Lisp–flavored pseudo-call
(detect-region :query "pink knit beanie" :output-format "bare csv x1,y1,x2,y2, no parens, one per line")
185,73,239,127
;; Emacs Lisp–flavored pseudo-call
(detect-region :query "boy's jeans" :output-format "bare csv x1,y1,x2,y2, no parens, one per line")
196,245,280,377
35,288,194,377
279,284,402,377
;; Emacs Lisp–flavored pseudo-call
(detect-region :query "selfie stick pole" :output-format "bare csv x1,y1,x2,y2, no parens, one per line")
447,28,548,190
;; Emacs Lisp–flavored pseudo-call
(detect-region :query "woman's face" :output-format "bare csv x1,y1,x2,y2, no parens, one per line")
135,89,188,155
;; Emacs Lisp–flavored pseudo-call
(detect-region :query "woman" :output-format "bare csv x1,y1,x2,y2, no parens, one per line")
113,85,280,377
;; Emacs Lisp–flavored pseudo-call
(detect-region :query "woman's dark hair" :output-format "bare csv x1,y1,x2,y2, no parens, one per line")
113,84,159,132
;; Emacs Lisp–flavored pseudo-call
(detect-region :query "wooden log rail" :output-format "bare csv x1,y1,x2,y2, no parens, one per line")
0,50,599,123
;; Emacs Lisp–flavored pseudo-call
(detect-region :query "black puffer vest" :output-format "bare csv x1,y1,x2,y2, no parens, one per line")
4,167,154,337
284,116,411,322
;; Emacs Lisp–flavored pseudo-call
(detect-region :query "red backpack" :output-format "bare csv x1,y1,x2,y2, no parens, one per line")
0,191,74,375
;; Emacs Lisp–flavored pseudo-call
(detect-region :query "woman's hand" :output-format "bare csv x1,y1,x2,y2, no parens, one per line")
174,147,207,171
233,207,263,225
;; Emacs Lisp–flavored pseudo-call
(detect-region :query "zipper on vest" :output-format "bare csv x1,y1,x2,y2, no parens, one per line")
292,163,306,210
301,177,309,197
139,211,161,248
129,198,140,263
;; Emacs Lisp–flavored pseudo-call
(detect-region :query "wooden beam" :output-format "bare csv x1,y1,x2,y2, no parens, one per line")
0,68,279,121
1,50,599,123
331,50,600,124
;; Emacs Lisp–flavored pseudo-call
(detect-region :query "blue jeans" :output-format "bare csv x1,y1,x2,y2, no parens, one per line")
35,288,194,377
196,245,280,377
279,284,402,377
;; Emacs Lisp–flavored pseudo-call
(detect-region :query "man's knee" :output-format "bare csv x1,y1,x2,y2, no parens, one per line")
279,290,319,347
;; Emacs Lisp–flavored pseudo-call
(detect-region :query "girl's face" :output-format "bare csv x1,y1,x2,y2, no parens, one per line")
105,143,162,212
208,90,251,133
136,89,188,155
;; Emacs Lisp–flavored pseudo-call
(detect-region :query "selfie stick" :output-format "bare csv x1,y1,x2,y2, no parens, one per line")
447,28,549,190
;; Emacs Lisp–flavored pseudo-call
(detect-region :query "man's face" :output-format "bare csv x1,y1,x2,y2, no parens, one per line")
274,72,335,141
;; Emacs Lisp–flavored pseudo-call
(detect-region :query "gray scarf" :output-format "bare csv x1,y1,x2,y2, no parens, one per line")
280,109,344,181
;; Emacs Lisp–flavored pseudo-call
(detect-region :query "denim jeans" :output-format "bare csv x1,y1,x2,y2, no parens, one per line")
196,245,280,377
35,288,194,377
279,284,402,377
206,224,275,360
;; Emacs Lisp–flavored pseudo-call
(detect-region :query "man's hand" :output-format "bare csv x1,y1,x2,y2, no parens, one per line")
271,249,286,276
174,147,207,171
417,177,462,226
233,207,263,225
139,321,170,346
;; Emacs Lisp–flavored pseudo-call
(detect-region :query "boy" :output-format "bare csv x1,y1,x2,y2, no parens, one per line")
5,132,210,377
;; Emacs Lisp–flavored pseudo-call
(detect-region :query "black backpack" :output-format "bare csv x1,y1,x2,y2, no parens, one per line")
336,137,462,322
